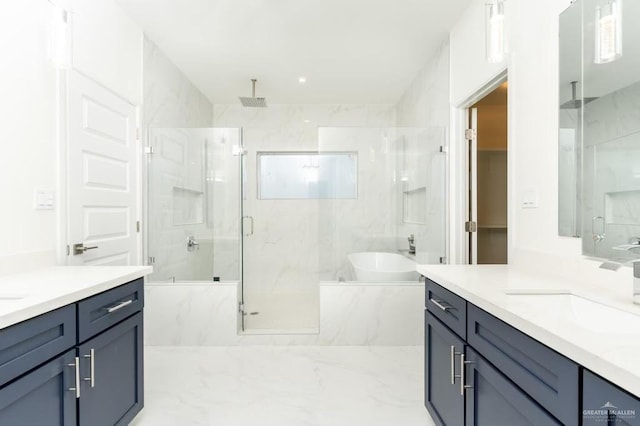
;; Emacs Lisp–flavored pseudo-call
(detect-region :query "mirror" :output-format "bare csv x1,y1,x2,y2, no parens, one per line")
581,0,640,261
560,0,640,260
558,0,583,238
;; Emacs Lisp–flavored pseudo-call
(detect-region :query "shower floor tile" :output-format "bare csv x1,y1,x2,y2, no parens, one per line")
130,346,435,426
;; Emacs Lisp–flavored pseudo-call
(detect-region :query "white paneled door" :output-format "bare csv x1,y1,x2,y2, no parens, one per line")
67,71,139,266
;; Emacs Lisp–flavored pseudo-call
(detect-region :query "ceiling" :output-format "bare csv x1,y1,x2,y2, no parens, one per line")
116,0,471,105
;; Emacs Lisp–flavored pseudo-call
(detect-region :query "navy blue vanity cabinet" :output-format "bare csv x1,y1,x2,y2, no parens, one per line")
0,277,144,426
0,305,77,424
76,278,144,426
466,304,579,425
464,348,560,426
583,370,640,425
78,312,144,426
425,311,465,426
425,279,467,426
424,278,578,426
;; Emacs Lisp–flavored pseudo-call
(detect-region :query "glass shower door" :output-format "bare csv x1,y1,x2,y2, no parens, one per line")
147,127,242,284
239,129,321,333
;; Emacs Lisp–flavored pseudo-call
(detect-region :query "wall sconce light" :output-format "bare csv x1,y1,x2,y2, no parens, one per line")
595,0,622,64
50,4,72,69
486,0,506,63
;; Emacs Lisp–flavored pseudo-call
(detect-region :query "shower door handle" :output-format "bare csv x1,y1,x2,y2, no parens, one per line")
243,216,254,236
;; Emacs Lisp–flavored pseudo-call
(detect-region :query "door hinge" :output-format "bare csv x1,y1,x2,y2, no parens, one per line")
439,146,448,153
465,129,477,141
136,128,140,141
145,146,154,155
147,256,156,265
465,221,478,232
439,256,447,264
136,221,140,233
239,302,245,314
66,245,70,256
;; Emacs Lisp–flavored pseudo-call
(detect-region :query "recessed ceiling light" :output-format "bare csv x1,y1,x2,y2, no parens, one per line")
304,119,311,124
298,76,307,84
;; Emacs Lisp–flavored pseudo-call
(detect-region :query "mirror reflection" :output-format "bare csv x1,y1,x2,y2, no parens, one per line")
581,0,640,261
559,0,640,261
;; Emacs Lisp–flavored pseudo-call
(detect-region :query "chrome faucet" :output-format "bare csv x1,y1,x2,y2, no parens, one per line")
408,234,416,255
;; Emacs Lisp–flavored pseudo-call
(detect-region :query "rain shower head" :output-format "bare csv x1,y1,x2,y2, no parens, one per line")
560,81,598,109
239,79,267,108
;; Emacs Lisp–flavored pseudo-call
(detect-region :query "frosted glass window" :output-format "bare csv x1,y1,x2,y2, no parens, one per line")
258,152,357,199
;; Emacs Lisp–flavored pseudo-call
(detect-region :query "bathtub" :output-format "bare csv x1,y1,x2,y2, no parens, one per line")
347,252,419,282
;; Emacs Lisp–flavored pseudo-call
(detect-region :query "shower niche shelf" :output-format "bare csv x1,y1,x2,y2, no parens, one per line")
172,186,204,225
403,186,426,225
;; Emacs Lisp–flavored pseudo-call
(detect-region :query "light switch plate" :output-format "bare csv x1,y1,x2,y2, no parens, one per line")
34,190,55,210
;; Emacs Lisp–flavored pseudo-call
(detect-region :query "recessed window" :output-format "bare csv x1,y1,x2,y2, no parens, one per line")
257,152,357,200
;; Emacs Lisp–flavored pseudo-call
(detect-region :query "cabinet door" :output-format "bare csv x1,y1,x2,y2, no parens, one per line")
464,348,560,426
583,370,640,425
425,311,465,426
0,349,77,426
78,312,144,426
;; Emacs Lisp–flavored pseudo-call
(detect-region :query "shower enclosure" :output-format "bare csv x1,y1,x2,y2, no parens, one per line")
147,125,447,334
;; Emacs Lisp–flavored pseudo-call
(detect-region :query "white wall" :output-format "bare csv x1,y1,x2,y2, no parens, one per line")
0,0,142,276
449,0,582,263
0,1,58,274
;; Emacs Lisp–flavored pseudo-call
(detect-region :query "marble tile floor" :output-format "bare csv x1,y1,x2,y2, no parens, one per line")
131,346,436,426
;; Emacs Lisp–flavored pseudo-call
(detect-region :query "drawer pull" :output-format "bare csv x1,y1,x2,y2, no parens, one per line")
460,354,475,396
451,345,462,384
68,357,81,398
107,299,133,313
83,348,95,388
430,298,452,312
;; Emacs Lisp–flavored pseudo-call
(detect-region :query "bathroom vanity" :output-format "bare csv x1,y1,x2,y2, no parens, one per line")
419,265,640,425
0,266,151,425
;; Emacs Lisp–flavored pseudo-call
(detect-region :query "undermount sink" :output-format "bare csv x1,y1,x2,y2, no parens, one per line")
503,291,640,334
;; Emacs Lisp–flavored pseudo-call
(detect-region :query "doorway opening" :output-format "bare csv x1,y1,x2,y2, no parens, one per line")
466,81,508,264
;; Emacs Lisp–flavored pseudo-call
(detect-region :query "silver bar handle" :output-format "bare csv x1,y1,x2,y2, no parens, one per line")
68,357,81,398
450,345,456,384
430,298,451,312
460,354,475,395
83,348,95,388
107,299,133,313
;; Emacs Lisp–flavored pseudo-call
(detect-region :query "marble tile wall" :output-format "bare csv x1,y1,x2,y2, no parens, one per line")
143,38,215,282
318,127,398,281
582,80,640,261
144,282,424,346
393,40,450,264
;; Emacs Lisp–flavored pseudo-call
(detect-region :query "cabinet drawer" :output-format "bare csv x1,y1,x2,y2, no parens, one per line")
467,304,579,425
426,279,467,339
583,370,640,425
0,305,76,387
78,278,143,343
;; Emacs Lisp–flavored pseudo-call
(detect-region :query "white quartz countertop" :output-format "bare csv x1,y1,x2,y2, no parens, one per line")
0,266,152,330
417,264,640,397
